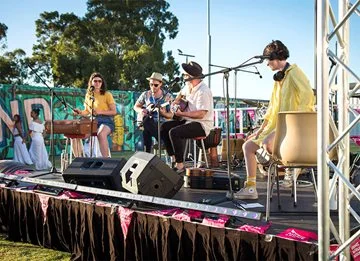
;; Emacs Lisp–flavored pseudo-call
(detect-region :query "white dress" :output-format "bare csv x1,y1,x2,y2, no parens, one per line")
29,121,52,170
13,127,33,165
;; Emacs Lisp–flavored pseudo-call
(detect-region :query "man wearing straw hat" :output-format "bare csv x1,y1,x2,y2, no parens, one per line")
134,72,173,153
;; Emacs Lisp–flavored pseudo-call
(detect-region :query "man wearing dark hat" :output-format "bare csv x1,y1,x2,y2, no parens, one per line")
160,61,214,173
134,72,173,153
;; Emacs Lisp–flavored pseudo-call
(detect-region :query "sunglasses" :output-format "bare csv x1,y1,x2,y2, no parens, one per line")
93,79,102,83
150,83,160,87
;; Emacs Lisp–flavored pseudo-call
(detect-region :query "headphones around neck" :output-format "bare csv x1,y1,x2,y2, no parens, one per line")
273,62,290,82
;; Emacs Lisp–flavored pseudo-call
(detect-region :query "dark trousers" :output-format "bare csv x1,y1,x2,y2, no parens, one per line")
142,116,160,153
160,120,206,163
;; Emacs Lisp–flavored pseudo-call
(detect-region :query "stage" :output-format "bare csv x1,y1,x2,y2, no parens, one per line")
0,157,359,260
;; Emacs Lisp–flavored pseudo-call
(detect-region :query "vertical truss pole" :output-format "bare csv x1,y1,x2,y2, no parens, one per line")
316,0,330,260
337,1,351,259
318,0,360,260
207,0,211,90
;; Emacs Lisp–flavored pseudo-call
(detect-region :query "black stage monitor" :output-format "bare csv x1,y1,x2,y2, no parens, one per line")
63,157,127,191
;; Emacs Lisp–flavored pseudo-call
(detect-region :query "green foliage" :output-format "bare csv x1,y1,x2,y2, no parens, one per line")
29,0,180,90
0,22,8,50
0,49,28,84
0,22,30,84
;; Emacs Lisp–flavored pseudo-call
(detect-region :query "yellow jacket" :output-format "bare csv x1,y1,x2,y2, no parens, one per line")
253,64,315,145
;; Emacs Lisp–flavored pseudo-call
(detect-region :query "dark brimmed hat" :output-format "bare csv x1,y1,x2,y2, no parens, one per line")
146,72,163,82
181,61,203,78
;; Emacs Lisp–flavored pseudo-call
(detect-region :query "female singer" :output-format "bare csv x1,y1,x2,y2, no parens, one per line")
73,72,116,158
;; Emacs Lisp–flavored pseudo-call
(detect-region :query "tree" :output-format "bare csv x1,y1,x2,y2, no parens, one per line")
31,0,180,90
0,23,29,84
0,22,8,50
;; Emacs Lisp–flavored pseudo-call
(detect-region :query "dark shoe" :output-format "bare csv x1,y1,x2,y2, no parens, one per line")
172,167,186,175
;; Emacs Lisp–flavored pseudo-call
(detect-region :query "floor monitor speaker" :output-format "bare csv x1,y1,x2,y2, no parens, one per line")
121,152,183,198
63,157,127,191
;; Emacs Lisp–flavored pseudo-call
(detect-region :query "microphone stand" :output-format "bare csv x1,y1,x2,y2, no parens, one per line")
161,79,181,160
152,93,164,159
209,64,262,169
199,57,265,209
90,90,95,158
27,64,69,177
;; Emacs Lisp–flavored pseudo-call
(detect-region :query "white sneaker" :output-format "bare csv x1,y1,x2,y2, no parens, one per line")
233,185,258,200
280,168,301,188
280,169,293,188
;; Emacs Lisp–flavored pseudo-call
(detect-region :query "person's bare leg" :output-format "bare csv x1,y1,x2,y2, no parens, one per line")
97,125,111,157
262,132,275,154
175,162,184,170
243,140,260,183
233,139,260,199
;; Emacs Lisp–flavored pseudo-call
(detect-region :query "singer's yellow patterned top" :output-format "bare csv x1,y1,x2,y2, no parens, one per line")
253,64,315,145
83,91,115,113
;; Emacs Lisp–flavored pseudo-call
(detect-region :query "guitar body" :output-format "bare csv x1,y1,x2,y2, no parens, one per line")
136,101,170,127
172,98,188,113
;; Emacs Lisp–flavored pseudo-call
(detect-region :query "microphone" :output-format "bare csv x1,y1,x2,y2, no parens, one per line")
254,66,263,79
254,55,270,60
167,77,181,91
167,77,181,87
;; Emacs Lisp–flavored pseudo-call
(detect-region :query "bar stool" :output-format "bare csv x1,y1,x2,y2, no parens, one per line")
183,137,209,168
64,134,86,164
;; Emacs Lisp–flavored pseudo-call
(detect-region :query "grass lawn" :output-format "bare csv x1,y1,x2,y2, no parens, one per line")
0,151,137,260
0,234,71,260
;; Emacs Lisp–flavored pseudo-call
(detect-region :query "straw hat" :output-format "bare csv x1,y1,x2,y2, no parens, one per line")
146,72,163,82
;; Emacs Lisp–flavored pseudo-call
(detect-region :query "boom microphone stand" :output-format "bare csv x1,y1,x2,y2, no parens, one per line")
152,92,164,159
210,64,262,169
89,87,95,158
27,64,69,177
198,56,266,207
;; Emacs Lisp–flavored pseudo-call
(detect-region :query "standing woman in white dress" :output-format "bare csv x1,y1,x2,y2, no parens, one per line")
28,109,52,170
12,114,33,165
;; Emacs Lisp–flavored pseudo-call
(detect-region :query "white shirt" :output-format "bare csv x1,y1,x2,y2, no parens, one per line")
181,81,214,136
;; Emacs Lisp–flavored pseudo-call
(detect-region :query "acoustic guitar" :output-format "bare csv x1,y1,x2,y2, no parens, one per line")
171,98,188,113
171,98,188,121
136,101,169,127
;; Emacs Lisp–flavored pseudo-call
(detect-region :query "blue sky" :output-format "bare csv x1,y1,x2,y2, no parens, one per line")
1,0,359,100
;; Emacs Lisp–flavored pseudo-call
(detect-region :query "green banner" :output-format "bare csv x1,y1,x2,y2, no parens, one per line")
0,84,264,159
0,84,141,159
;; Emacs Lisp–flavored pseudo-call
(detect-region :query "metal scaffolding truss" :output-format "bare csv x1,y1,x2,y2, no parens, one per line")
316,0,360,260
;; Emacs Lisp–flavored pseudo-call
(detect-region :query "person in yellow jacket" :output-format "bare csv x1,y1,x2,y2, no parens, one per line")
234,40,315,200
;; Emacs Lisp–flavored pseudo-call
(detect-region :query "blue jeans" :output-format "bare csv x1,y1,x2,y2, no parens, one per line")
96,115,114,133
